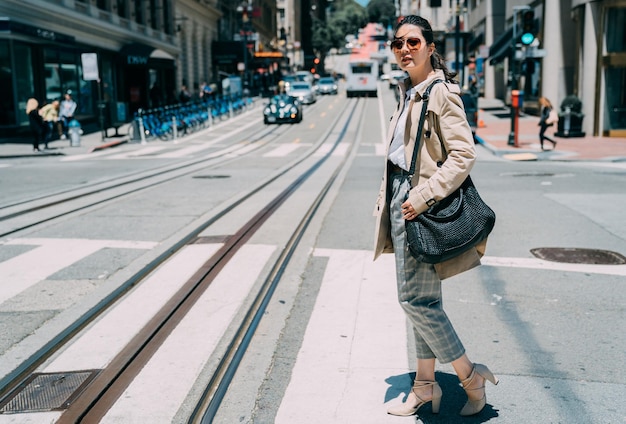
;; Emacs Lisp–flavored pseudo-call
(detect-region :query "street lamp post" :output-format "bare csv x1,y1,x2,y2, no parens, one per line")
236,2,253,94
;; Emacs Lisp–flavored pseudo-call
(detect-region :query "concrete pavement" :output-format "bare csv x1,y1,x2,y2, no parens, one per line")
476,98,626,162
2,98,626,162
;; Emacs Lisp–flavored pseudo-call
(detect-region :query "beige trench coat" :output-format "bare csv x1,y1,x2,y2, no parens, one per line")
373,70,487,280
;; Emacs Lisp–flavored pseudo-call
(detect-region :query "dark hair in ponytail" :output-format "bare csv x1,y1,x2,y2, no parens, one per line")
394,15,458,82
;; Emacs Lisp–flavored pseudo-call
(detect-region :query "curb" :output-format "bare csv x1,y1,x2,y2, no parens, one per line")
87,137,129,153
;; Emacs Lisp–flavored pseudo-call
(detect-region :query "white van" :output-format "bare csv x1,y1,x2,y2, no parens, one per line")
345,60,379,98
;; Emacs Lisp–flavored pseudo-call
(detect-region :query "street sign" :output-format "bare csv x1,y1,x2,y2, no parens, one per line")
81,53,99,81
525,48,547,58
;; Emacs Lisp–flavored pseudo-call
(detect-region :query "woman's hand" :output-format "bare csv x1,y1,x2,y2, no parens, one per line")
401,200,417,220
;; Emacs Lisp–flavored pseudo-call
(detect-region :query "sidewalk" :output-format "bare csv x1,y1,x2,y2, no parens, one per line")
2,99,626,162
0,123,134,159
476,98,626,162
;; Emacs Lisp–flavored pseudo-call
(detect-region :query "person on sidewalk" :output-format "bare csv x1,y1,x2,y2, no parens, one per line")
26,98,45,152
58,90,77,140
39,100,60,149
538,96,558,150
373,15,498,418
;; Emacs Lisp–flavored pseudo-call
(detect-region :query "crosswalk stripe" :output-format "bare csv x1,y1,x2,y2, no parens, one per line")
263,143,301,157
99,244,276,422
276,249,409,423
43,243,223,373
0,238,157,306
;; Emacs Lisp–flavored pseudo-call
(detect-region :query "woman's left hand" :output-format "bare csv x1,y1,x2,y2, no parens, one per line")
401,200,417,220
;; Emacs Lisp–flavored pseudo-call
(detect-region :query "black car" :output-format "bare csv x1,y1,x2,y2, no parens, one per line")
263,94,303,124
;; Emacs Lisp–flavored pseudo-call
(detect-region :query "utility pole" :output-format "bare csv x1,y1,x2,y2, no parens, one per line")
508,5,530,146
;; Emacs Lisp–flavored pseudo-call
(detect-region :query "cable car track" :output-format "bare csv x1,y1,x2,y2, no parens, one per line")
0,97,365,423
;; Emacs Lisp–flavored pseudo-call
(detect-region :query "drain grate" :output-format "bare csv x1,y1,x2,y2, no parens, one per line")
0,371,98,413
530,248,626,265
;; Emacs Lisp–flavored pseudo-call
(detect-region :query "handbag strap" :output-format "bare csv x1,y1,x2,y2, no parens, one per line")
407,79,443,180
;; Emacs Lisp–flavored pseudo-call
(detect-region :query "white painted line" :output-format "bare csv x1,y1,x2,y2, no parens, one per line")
481,256,626,276
276,249,408,423
100,244,276,423
0,238,158,306
105,145,168,159
43,243,222,372
263,143,301,157
313,142,349,157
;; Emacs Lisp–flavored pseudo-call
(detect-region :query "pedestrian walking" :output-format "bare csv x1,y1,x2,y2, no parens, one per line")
39,100,59,149
58,90,77,140
373,15,498,418
26,98,45,152
179,85,191,103
538,96,558,150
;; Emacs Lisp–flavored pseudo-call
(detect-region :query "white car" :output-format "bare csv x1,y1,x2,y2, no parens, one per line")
287,82,317,105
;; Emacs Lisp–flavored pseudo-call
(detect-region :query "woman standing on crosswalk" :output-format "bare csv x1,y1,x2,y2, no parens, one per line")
373,15,499,417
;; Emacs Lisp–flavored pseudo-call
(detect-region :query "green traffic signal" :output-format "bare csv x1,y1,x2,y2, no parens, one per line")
520,10,536,45
520,33,535,45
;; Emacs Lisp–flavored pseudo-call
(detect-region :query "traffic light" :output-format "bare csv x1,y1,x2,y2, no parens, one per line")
520,10,536,45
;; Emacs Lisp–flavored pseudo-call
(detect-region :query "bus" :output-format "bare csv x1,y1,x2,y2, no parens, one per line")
345,59,379,98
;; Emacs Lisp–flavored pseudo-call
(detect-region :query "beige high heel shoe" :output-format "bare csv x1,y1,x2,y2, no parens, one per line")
459,363,499,416
387,380,442,416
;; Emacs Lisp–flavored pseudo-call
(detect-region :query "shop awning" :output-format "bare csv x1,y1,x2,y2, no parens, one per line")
119,43,174,66
468,32,484,52
488,26,514,65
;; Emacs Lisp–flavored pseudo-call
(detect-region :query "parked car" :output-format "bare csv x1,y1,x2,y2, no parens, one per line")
281,75,297,91
460,92,479,142
263,94,303,124
316,77,338,95
286,82,317,105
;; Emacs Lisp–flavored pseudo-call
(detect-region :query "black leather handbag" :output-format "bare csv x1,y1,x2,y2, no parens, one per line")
404,80,496,264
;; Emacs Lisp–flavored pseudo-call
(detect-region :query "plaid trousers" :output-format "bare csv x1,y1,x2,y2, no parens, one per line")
388,171,465,363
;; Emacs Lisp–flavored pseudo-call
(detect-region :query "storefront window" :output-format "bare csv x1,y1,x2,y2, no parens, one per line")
44,49,63,103
0,41,16,125
606,8,626,53
605,67,626,131
14,43,34,126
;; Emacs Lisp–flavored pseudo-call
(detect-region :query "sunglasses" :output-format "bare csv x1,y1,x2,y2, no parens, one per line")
390,37,423,51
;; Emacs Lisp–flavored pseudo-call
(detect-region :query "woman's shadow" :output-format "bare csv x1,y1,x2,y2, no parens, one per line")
385,371,498,423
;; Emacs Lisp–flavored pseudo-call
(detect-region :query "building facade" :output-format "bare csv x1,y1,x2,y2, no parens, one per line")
0,0,182,137
467,0,625,137
396,0,625,138
0,0,285,140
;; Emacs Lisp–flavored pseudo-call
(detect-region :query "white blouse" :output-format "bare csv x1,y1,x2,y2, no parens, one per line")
387,80,428,170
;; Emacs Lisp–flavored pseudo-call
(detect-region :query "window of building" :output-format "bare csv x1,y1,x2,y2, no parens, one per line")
606,8,626,53
14,43,34,126
117,0,128,18
134,0,144,25
0,41,16,126
150,0,158,30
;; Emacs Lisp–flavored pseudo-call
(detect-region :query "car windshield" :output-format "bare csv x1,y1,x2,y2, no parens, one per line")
319,78,334,84
270,95,293,105
291,83,310,90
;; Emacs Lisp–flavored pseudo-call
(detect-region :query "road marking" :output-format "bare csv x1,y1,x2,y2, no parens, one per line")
263,143,301,157
314,142,349,157
43,243,223,373
105,145,168,159
98,244,275,422
0,238,158,305
276,249,407,423
481,256,626,276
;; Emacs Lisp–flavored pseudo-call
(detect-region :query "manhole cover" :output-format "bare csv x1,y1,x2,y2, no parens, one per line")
0,371,98,413
530,248,626,265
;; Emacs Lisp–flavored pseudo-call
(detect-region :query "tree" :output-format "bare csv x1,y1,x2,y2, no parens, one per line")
311,1,368,72
366,0,396,25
